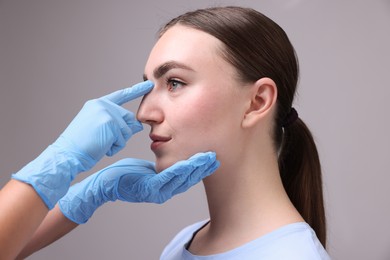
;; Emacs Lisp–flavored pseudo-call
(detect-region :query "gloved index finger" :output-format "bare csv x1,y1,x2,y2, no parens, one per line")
102,80,154,105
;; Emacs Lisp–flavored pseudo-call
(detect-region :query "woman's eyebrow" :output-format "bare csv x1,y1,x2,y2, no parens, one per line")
143,61,194,81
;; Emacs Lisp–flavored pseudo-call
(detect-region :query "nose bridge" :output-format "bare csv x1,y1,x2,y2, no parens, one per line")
136,87,162,123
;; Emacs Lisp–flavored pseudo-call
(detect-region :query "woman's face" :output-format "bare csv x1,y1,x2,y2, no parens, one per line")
137,25,250,172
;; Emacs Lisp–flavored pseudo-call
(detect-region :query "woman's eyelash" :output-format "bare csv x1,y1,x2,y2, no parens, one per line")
166,78,186,92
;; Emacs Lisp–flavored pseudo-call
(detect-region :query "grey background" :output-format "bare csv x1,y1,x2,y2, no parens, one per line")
1,0,389,259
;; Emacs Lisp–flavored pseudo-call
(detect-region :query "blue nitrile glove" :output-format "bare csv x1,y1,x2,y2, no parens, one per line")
12,81,154,209
58,152,220,224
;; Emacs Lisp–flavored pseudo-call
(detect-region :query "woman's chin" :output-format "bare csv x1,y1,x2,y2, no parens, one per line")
154,159,176,173
154,155,188,173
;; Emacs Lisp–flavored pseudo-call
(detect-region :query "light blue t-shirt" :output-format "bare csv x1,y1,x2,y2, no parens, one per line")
160,220,331,260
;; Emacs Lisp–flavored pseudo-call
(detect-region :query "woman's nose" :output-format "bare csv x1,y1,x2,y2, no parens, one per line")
136,88,163,125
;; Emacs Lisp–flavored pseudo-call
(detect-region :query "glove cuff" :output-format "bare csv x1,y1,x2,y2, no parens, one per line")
58,172,107,224
58,196,92,224
12,144,88,209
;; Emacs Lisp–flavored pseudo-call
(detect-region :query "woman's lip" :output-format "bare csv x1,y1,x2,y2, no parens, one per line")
150,140,168,151
149,134,172,151
149,134,172,142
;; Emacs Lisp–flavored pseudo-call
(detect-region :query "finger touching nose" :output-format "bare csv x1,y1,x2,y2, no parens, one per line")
103,80,154,106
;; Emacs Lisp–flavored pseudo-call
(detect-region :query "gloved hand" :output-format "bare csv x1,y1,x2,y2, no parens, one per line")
58,152,220,224
12,81,154,209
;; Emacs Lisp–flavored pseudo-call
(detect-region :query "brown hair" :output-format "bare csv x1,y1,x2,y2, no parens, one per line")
160,6,326,247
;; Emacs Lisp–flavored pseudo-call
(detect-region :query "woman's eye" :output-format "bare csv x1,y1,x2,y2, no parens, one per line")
166,79,185,92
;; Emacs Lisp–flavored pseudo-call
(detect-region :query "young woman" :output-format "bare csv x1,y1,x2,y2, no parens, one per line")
16,6,330,259
137,6,329,259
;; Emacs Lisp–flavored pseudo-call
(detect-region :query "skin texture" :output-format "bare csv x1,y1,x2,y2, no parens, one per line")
138,25,303,255
138,25,252,173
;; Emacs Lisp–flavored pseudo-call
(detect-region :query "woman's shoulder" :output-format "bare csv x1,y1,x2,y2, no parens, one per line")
249,222,330,260
161,221,331,260
198,222,330,260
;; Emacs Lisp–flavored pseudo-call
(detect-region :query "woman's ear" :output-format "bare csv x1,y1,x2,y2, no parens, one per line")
242,77,277,128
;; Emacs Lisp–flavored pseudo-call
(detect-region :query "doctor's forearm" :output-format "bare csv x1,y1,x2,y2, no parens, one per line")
0,180,48,260
16,204,78,259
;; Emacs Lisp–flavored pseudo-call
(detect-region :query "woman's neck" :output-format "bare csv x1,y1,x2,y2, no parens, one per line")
189,148,304,255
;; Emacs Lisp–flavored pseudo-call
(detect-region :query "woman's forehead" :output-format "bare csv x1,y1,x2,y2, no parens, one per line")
144,25,223,76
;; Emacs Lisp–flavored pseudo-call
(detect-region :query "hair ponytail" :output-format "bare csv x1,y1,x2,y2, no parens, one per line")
278,118,326,248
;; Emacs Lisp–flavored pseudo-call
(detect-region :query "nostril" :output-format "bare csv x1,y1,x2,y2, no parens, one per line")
143,119,155,126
